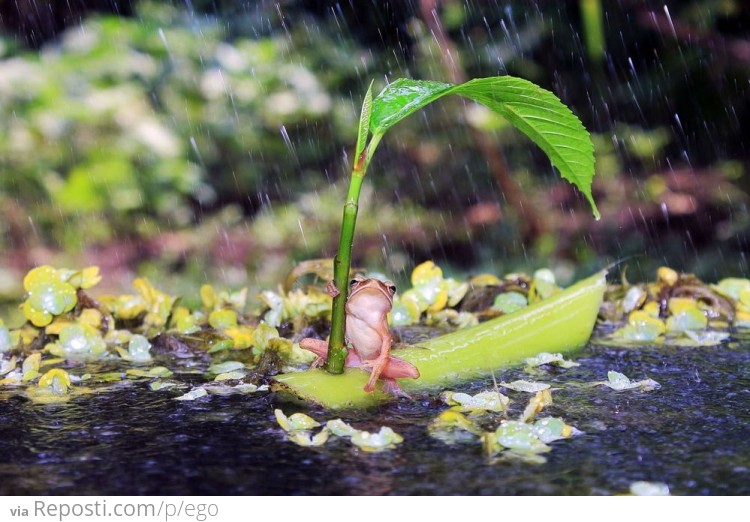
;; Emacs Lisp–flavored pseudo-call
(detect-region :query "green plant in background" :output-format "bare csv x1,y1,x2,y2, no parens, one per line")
580,0,606,62
0,1,362,249
325,76,599,373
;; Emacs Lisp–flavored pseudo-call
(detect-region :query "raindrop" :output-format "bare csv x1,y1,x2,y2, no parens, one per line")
279,125,294,154
189,136,206,169
157,28,173,60
663,5,678,41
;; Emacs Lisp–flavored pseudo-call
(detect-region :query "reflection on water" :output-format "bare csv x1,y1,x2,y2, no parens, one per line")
1,340,749,495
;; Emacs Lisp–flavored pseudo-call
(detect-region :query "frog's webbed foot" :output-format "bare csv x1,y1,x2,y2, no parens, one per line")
325,280,340,298
310,356,326,368
381,378,414,399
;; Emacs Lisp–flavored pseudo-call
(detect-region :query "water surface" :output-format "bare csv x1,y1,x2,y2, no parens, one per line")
1,339,748,495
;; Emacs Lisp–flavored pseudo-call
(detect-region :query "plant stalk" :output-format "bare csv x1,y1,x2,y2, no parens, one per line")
325,135,383,373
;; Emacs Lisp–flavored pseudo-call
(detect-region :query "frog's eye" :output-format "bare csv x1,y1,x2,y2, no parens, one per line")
350,279,359,287
388,285,397,294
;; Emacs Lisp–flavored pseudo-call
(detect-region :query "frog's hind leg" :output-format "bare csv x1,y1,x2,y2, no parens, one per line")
299,338,329,368
363,355,389,393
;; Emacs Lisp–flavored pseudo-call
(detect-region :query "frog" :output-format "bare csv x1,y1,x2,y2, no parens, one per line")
299,275,419,394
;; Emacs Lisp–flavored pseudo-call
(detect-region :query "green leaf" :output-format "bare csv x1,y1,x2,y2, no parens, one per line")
355,80,374,161
274,270,606,409
370,79,453,135
370,77,599,218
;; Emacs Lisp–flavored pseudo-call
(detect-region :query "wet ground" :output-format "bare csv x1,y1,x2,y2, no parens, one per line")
1,336,749,495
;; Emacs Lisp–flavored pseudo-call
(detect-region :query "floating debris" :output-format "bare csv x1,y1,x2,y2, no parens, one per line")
274,409,321,432
500,380,551,393
596,371,661,392
525,352,580,370
126,366,174,379
427,411,483,444
629,481,670,496
604,268,746,345
520,389,553,423
116,334,153,362
441,390,509,413
274,410,402,452
174,388,208,401
492,291,527,314
350,427,403,452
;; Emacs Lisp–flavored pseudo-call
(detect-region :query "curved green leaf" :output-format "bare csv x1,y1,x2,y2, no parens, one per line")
273,270,606,409
355,81,374,161
370,77,599,218
369,79,453,135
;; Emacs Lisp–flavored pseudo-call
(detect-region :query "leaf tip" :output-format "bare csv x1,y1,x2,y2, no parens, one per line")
588,197,601,221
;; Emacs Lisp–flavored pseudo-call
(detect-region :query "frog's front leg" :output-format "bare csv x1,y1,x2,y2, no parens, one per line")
300,338,359,368
325,280,340,298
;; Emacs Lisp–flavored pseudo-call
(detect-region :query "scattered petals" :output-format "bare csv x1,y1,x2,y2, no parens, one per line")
525,352,580,369
117,334,152,362
208,309,238,329
350,427,403,452
492,291,527,314
47,323,107,361
174,387,208,401
208,361,245,374
629,481,670,496
0,325,13,353
621,286,645,313
38,368,72,394
149,381,179,391
597,371,661,392
213,371,246,381
713,278,750,300
274,409,321,432
494,421,551,454
615,311,666,342
442,390,509,413
287,429,330,447
203,383,262,395
427,411,482,444
325,419,359,437
0,356,17,376
682,330,729,346
666,299,707,332
500,380,550,393
126,366,174,379
532,417,578,443
520,389,553,423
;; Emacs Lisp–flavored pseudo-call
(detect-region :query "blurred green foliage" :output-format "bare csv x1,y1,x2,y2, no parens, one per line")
0,1,362,248
0,0,748,287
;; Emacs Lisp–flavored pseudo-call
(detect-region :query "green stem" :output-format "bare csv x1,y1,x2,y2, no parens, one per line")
325,173,364,373
580,0,605,62
325,134,383,374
